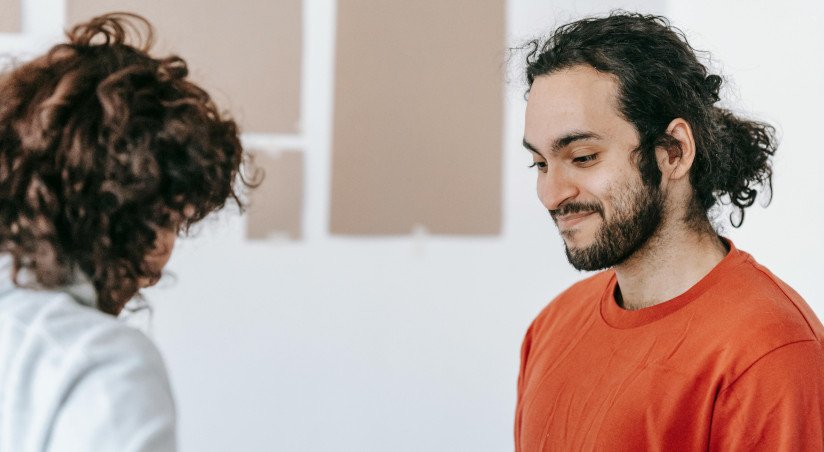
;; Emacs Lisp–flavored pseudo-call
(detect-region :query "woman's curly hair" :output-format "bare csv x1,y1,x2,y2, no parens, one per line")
0,13,254,314
522,12,776,229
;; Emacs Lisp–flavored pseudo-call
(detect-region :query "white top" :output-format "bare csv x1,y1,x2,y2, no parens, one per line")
0,256,177,452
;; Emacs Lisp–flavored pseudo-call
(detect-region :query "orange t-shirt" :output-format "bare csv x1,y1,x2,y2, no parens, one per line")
515,241,824,451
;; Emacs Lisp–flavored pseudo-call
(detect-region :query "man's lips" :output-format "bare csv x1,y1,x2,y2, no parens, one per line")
554,211,597,229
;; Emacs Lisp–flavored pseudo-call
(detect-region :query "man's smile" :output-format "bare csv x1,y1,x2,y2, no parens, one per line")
554,211,597,230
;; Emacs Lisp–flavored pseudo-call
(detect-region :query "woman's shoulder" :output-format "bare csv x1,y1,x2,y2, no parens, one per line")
0,286,159,359
0,287,177,451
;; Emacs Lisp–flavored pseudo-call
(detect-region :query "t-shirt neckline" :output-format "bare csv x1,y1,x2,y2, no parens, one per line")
599,237,748,329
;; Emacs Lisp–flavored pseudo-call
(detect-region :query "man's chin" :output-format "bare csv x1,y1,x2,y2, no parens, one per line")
561,230,596,249
563,245,611,272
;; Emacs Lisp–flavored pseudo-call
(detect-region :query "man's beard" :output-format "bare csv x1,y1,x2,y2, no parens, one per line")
551,178,664,271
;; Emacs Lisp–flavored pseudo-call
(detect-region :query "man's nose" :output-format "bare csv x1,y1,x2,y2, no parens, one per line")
538,165,578,211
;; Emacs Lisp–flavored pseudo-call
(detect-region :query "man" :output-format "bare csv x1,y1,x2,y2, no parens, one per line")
515,13,824,451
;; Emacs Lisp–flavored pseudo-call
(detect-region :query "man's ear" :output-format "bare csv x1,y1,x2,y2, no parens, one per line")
656,118,696,182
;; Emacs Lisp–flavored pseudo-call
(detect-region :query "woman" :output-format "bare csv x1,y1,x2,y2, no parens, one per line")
0,12,252,451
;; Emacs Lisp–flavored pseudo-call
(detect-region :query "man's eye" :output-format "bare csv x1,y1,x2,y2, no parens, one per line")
572,154,598,164
528,162,547,170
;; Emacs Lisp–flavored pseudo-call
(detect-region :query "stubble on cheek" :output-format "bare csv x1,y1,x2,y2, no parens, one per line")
556,174,621,254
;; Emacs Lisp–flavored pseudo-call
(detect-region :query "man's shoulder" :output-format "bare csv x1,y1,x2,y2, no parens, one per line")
531,271,613,330
555,270,614,304
709,254,823,349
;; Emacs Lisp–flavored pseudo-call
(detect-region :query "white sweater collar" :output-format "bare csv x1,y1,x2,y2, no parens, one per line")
0,254,98,308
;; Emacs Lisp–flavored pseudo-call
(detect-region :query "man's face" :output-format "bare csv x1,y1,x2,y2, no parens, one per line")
523,65,664,271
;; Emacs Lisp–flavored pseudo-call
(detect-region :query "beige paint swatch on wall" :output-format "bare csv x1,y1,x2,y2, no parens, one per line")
330,0,504,236
246,150,304,241
0,0,22,33
67,0,301,134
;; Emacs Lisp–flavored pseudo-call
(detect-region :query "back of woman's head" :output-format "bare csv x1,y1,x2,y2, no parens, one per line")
0,13,250,314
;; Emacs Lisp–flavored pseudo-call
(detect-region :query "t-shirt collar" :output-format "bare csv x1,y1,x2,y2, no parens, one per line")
599,237,748,329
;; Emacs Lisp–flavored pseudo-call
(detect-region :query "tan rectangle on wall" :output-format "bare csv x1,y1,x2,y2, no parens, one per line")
67,0,301,134
0,0,21,33
246,150,303,241
330,0,504,236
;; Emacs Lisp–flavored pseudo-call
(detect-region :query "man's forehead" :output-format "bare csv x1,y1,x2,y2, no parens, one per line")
527,66,620,119
524,66,622,149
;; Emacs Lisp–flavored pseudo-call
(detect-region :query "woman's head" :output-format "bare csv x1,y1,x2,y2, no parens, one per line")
0,13,252,314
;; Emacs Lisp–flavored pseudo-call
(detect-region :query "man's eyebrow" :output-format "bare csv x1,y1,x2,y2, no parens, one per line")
552,132,602,153
522,138,540,154
522,131,602,156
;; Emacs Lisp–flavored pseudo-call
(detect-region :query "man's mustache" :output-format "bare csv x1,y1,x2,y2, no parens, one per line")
549,201,604,221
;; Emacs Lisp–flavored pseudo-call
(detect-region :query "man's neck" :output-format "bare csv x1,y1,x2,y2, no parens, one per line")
612,222,727,311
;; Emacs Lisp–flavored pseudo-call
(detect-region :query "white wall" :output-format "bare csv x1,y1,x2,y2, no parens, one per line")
3,0,822,450
145,1,824,451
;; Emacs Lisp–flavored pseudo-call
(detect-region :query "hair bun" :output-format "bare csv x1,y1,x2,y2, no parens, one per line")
703,74,722,103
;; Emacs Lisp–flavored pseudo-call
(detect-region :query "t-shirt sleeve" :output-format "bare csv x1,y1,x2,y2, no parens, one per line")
45,326,177,452
514,321,535,446
709,340,824,451
518,323,533,395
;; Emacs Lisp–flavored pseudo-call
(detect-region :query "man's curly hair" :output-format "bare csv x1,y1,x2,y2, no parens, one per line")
523,12,777,229
0,13,254,314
